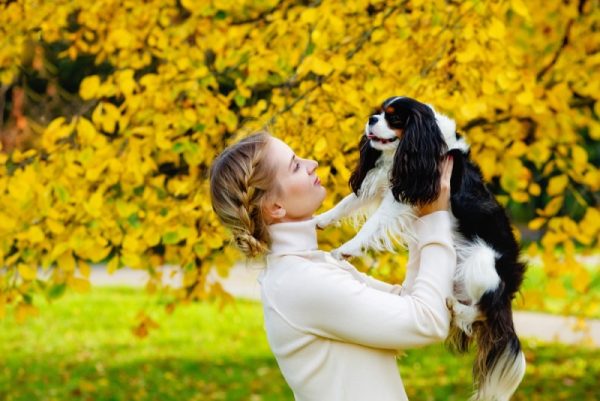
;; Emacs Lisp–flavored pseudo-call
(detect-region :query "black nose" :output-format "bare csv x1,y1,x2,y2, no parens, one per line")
368,116,379,126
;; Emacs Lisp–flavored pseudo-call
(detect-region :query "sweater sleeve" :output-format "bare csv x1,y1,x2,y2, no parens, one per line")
275,211,456,350
359,273,403,295
400,213,446,295
335,259,403,294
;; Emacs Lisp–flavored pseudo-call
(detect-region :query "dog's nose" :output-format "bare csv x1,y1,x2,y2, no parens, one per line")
368,116,379,126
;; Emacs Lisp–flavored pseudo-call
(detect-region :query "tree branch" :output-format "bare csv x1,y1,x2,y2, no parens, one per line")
229,0,292,26
536,0,586,81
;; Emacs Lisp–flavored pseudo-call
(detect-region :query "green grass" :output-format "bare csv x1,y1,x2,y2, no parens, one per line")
0,287,598,401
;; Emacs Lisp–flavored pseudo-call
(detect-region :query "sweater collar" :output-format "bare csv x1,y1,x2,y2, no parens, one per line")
267,217,319,254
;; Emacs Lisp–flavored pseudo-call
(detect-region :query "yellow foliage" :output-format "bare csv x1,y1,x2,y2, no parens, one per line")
0,0,598,320
547,175,569,196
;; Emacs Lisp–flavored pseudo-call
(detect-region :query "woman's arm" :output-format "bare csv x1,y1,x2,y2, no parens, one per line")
326,254,403,294
269,211,456,350
356,271,403,295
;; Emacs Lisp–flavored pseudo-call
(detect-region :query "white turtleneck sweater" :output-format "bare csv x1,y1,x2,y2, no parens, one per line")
257,211,456,401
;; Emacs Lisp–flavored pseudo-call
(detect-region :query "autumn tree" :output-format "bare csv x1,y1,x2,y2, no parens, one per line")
0,0,598,326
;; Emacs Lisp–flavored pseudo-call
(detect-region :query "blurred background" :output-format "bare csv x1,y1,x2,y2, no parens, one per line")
0,0,598,400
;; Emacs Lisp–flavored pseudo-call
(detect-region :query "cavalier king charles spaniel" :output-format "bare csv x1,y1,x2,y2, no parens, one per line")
316,96,526,401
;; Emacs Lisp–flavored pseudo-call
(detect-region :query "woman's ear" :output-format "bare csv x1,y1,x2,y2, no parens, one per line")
391,110,447,206
262,198,286,223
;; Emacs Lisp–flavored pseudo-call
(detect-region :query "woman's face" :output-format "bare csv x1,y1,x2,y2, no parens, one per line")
265,136,326,223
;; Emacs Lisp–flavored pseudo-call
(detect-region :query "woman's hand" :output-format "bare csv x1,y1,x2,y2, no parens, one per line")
417,155,454,217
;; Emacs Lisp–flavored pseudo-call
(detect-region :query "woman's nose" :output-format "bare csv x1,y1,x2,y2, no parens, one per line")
307,159,318,174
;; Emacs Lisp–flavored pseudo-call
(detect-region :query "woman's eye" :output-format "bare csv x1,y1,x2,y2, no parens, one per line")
294,162,300,172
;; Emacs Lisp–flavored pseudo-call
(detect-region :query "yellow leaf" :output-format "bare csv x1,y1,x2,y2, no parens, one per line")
0,213,16,232
122,252,141,268
18,263,37,281
143,226,161,247
511,191,529,203
547,174,568,196
516,90,534,105
528,217,546,230
572,146,588,167
76,117,97,144
107,256,120,274
526,243,538,257
546,279,566,298
583,170,599,190
507,141,527,158
68,277,91,293
542,196,564,216
26,225,45,244
58,251,76,272
314,137,327,157
79,260,91,278
572,267,590,293
300,8,319,24
85,191,104,217
308,57,333,76
456,41,479,63
80,75,101,100
330,55,346,71
528,183,541,196
87,245,112,263
488,18,505,39
116,69,136,95
511,0,531,20
590,122,600,140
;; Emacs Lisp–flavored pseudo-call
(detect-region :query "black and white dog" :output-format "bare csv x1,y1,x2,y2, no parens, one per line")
316,96,526,401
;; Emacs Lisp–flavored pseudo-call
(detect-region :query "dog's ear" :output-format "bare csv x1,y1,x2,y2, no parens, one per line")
447,148,464,194
349,134,382,195
391,107,447,206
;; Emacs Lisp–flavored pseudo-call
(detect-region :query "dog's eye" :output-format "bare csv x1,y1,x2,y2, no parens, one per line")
386,114,404,127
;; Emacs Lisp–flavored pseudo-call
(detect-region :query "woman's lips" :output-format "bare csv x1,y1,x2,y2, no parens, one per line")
314,177,321,186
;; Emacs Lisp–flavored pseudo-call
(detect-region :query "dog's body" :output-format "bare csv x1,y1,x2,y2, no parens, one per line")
316,97,526,401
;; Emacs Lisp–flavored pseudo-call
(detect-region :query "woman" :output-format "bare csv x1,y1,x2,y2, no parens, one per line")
210,131,455,401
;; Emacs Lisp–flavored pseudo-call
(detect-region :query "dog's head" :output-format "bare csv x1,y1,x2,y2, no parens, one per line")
372,96,466,206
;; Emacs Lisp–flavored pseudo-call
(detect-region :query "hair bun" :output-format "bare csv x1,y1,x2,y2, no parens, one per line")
234,230,268,258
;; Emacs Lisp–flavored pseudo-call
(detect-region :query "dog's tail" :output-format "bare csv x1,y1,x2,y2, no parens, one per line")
471,294,526,401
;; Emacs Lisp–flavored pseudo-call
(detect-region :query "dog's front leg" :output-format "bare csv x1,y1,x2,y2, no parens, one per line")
332,190,415,260
314,192,372,229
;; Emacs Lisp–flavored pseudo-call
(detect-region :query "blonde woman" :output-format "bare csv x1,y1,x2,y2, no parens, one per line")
210,131,455,401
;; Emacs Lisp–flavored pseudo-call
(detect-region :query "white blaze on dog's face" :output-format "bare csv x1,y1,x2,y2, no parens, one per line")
364,112,401,152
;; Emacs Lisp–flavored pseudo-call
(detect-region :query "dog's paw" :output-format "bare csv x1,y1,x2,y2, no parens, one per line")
446,296,480,336
332,241,363,260
314,212,340,230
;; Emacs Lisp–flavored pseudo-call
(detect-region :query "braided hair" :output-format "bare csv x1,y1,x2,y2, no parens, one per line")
209,132,279,258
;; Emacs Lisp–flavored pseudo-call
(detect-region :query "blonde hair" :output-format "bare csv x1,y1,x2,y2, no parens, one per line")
209,132,278,258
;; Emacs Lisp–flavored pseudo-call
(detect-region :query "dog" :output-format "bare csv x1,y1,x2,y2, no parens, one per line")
315,96,526,401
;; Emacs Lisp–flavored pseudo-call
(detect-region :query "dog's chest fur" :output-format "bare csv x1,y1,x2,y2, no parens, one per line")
357,151,395,201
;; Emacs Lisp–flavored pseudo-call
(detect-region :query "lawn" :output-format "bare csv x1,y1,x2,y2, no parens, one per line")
0,286,598,401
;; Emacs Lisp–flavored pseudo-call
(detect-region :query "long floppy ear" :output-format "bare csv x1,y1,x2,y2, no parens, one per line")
391,108,447,206
349,134,382,195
